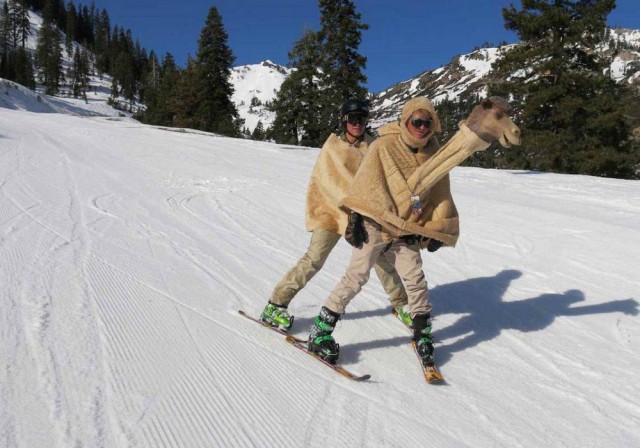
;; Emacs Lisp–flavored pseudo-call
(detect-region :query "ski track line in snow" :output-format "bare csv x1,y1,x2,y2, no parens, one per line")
30,130,113,446
9,132,74,446
90,242,392,418
59,144,115,448
166,189,278,254
163,191,268,274
88,251,389,448
145,236,263,446
1,126,122,446
81,179,256,308
197,191,301,261
500,328,640,430
161,168,304,259
177,316,288,447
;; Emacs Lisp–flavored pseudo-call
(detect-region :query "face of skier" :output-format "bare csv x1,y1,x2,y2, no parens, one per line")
406,110,434,140
345,113,368,142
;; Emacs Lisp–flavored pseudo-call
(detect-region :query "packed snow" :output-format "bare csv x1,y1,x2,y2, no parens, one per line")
1,90,639,447
1,78,130,117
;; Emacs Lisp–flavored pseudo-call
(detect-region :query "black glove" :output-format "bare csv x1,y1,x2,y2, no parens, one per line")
426,238,443,252
344,212,368,248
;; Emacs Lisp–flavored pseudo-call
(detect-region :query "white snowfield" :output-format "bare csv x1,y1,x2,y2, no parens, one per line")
1,101,639,448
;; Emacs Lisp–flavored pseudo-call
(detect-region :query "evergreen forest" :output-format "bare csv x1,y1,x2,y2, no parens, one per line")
0,0,638,178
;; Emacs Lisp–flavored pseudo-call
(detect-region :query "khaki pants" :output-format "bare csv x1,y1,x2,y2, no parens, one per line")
325,219,431,317
271,229,407,307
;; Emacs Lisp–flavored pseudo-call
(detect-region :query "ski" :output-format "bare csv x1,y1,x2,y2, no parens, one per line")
237,310,305,342
285,335,371,382
393,310,445,384
238,310,369,381
411,340,445,384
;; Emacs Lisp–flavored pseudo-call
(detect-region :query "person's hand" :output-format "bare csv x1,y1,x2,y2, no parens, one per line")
426,238,443,252
345,212,368,248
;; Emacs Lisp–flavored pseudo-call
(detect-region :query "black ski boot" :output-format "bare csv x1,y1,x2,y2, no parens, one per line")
413,313,435,367
307,306,340,364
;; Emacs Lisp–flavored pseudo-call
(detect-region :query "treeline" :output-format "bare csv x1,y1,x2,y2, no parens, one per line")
138,6,241,136
485,0,640,179
0,0,151,106
2,0,637,178
434,1,639,179
265,0,368,147
139,0,369,143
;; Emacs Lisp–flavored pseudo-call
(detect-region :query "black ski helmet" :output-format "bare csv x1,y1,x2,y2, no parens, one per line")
340,99,370,120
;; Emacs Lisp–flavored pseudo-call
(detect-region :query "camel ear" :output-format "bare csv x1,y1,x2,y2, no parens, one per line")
481,98,493,109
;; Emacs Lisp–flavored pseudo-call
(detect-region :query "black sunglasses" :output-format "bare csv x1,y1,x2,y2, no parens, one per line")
410,117,433,129
346,114,368,125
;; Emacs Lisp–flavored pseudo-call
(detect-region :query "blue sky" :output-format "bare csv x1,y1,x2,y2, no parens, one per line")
89,0,639,93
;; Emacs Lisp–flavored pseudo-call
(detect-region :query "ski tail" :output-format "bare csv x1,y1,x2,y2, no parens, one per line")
411,340,445,384
285,336,371,382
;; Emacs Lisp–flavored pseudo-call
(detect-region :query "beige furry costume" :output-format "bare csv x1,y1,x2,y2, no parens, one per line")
341,97,492,247
305,133,372,235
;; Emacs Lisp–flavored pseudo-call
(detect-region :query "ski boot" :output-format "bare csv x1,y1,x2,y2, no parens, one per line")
413,313,434,367
394,304,414,329
307,306,340,364
261,302,294,332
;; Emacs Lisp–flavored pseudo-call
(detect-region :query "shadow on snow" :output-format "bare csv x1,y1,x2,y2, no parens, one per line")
341,269,637,366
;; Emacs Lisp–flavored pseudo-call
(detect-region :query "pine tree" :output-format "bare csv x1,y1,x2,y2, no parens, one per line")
65,0,76,57
140,49,159,106
489,0,638,178
70,46,89,100
194,5,239,136
1,1,16,60
251,120,266,141
52,0,66,32
141,52,180,126
12,46,36,89
36,0,64,95
0,2,12,66
317,0,369,142
107,27,138,108
271,29,324,145
7,0,18,52
11,0,30,49
94,9,110,76
169,56,201,129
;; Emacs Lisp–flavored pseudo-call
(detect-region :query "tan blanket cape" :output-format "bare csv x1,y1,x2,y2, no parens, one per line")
340,123,491,246
305,133,371,235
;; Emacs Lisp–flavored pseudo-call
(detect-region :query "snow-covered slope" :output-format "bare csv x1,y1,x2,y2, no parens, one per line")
0,1,139,117
1,105,639,447
0,78,129,117
230,60,292,133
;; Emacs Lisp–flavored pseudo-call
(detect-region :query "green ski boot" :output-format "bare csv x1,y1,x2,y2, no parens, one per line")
394,304,414,329
261,302,294,332
413,314,434,367
307,306,340,364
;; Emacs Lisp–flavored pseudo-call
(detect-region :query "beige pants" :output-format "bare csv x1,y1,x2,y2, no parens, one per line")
325,219,431,317
271,229,407,307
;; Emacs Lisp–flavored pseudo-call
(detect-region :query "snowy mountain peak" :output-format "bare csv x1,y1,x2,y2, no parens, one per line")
230,60,292,133
369,28,640,128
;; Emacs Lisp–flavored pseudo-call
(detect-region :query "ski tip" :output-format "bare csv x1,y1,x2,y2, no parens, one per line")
424,368,446,384
354,374,372,382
